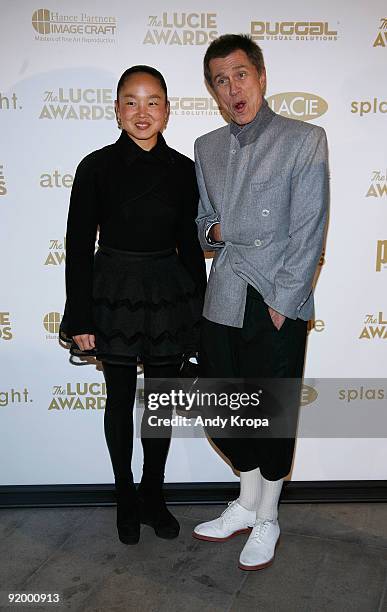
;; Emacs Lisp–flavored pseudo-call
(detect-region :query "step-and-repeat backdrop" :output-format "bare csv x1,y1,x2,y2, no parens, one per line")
1,0,386,486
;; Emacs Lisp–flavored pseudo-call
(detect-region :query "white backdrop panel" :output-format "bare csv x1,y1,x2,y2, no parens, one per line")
1,0,386,485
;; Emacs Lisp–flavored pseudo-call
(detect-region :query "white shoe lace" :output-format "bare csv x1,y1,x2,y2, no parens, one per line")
220,500,240,525
251,519,272,543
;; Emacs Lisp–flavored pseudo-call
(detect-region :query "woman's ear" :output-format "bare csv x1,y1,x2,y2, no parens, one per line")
164,100,171,130
114,100,122,129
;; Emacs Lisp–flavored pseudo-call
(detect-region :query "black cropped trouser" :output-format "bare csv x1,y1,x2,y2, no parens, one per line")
200,285,308,480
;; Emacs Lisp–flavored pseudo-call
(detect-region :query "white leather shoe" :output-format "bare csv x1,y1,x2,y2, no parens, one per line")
238,518,280,570
193,500,255,542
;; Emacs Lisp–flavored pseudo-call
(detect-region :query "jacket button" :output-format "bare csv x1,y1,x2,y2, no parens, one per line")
262,209,270,216
254,239,262,247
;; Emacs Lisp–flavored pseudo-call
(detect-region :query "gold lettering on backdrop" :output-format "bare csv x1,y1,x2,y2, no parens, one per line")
376,241,387,271
366,170,387,197
40,172,73,188
0,92,19,110
351,98,387,116
373,18,387,47
49,384,107,410
359,312,387,339
32,10,117,38
251,21,337,41
39,89,114,120
0,388,30,406
0,312,13,340
267,93,328,121
143,13,218,45
0,164,7,195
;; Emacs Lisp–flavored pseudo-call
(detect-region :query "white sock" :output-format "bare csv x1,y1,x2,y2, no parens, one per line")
256,476,283,521
238,467,262,511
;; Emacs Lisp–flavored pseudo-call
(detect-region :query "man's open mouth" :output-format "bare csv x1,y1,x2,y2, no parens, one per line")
234,101,247,113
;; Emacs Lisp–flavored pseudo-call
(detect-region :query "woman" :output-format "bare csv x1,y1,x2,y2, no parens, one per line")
62,66,206,545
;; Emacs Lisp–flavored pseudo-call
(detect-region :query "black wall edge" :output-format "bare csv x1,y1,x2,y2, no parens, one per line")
0,481,386,508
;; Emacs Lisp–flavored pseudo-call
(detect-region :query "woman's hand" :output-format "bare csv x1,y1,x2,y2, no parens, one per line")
73,334,96,351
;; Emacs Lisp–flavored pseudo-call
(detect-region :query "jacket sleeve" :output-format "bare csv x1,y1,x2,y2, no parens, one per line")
194,139,224,251
176,159,207,299
64,155,99,336
264,127,329,319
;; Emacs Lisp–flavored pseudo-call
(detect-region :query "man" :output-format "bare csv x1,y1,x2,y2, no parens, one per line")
193,34,329,571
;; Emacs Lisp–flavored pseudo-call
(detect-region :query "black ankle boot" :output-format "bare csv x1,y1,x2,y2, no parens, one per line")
137,482,180,539
115,484,140,545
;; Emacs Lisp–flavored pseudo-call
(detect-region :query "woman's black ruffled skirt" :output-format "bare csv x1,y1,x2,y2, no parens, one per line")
61,246,203,366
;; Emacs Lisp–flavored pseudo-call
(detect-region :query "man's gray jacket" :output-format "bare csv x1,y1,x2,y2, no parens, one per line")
195,100,329,327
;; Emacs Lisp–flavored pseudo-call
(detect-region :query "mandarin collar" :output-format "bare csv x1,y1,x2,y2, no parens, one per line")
230,98,275,147
115,130,174,165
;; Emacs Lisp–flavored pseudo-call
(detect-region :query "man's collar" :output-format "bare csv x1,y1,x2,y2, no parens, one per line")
230,99,275,147
115,130,174,165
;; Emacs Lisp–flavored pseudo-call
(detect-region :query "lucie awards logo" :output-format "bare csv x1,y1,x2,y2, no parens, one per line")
0,165,7,196
250,20,338,42
373,17,387,47
169,97,220,116
49,382,106,410
0,312,13,340
44,239,65,266
359,312,387,339
32,8,117,43
39,88,115,120
366,169,387,198
267,92,328,121
143,12,218,45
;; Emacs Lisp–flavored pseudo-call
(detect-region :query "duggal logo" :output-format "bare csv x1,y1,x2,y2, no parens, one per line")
267,92,328,121
39,88,114,120
251,20,338,42
169,97,220,116
49,383,106,410
376,241,387,272
143,12,218,45
44,238,66,266
366,169,387,198
373,17,387,47
32,8,117,43
359,312,387,339
43,312,61,339
0,312,13,340
0,165,7,196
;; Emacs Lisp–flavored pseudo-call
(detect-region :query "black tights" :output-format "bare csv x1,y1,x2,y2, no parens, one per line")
102,361,180,489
